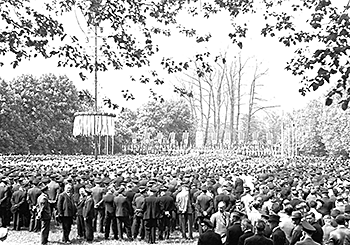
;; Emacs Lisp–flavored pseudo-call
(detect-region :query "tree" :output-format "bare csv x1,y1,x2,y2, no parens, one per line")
0,74,94,154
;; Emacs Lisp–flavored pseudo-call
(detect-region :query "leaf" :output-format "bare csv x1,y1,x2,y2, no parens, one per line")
237,42,243,49
325,97,333,106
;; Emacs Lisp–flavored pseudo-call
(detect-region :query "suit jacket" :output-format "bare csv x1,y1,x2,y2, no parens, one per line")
271,227,287,245
57,192,76,217
311,221,323,244
133,193,145,217
91,186,105,208
198,229,223,245
225,222,243,245
196,193,214,217
238,230,254,245
244,234,273,245
142,194,162,220
0,185,10,208
328,225,350,245
159,194,176,212
83,196,95,219
295,237,320,245
11,189,26,211
114,194,132,217
210,211,230,237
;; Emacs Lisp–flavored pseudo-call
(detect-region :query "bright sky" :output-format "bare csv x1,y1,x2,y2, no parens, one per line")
0,0,344,114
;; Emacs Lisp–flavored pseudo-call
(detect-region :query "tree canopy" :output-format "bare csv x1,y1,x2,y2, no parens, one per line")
2,0,350,109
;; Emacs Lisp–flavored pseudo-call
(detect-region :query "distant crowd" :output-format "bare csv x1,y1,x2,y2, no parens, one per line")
0,154,350,245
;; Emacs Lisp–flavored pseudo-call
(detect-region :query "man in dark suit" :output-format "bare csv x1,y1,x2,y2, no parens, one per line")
196,185,214,235
290,211,303,245
305,212,323,244
0,178,11,227
158,186,176,240
245,219,273,245
142,187,162,244
36,184,51,245
225,212,243,245
198,218,222,245
11,184,26,231
57,184,76,243
114,186,133,241
267,214,287,245
328,215,350,245
27,178,42,232
238,218,254,245
103,186,118,240
83,186,95,242
132,185,146,240
76,187,86,239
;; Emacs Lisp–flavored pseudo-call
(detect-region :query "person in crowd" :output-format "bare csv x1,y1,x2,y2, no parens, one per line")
210,201,230,243
10,183,26,231
91,178,105,233
268,214,287,245
132,185,147,240
295,220,320,245
103,185,118,240
238,218,254,245
196,185,214,234
27,178,42,232
290,211,304,245
245,219,273,245
37,185,51,245
114,186,133,241
225,211,243,245
57,184,76,244
198,218,222,245
158,185,176,240
76,187,86,239
176,182,194,240
328,215,350,245
305,211,323,244
83,186,95,242
322,215,336,243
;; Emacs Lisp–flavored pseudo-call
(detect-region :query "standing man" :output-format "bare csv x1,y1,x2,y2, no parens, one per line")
176,182,194,240
328,215,350,245
57,184,76,244
225,212,243,245
290,211,304,245
295,220,320,245
245,219,273,245
27,178,42,232
267,214,287,245
83,186,95,242
142,187,162,244
198,218,223,245
196,185,214,235
91,178,105,233
210,201,230,243
158,186,176,240
47,175,60,225
37,185,51,245
103,186,118,240
10,183,26,231
132,185,147,241
76,187,86,239
114,187,133,241
238,218,254,245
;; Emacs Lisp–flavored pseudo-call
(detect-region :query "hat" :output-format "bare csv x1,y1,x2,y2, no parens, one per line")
268,214,280,223
335,215,346,225
200,218,213,228
291,211,302,220
301,220,316,233
231,211,241,218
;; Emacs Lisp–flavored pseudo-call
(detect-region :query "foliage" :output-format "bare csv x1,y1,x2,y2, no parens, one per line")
0,74,94,154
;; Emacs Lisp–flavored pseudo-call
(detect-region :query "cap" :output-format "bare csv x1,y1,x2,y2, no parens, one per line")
301,220,316,232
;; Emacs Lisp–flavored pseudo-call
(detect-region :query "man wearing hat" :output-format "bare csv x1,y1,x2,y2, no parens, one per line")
27,178,42,232
295,220,319,245
268,214,287,245
103,186,118,240
158,186,176,240
47,174,60,225
225,211,243,245
142,186,162,244
57,184,76,243
290,211,304,245
10,181,26,231
83,186,95,242
132,185,147,240
176,182,194,240
196,185,214,235
91,178,105,233
198,218,222,245
37,185,51,245
305,212,323,244
114,186,133,241
0,177,11,227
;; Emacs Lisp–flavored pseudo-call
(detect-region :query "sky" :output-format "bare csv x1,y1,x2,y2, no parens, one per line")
0,0,341,114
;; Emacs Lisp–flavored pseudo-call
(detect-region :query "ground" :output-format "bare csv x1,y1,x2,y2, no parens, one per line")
4,223,198,245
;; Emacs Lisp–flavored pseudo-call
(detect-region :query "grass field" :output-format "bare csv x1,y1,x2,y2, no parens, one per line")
4,223,198,245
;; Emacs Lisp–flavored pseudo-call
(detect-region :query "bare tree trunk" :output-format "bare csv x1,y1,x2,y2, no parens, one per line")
204,90,212,146
222,98,229,144
236,55,243,144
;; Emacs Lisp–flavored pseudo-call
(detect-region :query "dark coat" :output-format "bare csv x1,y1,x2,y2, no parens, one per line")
198,229,223,245
290,224,303,245
83,196,95,219
245,234,273,245
57,192,76,217
271,227,287,245
295,237,320,245
114,194,132,217
142,194,162,220
238,231,254,245
196,193,214,217
76,196,86,216
103,193,115,214
27,187,42,208
225,222,243,245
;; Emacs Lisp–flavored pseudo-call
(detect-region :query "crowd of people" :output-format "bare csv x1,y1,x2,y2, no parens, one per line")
0,153,349,245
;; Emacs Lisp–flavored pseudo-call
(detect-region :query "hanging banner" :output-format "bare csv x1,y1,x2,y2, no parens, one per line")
73,112,116,136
